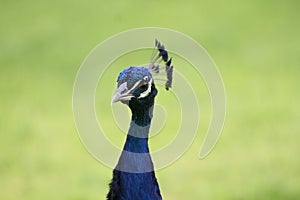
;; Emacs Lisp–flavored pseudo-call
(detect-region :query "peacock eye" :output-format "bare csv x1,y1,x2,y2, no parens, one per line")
139,84,148,92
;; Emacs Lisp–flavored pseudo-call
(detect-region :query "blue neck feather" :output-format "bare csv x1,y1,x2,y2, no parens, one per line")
117,105,154,172
107,95,162,200
122,95,153,154
123,121,150,153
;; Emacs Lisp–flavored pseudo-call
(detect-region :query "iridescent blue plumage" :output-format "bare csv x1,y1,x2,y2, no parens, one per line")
107,40,173,200
117,67,152,89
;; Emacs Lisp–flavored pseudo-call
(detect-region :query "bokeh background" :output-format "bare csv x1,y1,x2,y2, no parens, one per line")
1,0,299,199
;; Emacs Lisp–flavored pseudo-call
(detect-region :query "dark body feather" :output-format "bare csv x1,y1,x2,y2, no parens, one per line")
107,169,162,200
107,85,162,200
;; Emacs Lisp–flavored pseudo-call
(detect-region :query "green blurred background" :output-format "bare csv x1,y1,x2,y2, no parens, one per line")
1,0,299,199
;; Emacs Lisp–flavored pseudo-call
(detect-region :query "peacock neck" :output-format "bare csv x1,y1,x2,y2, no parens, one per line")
130,102,153,127
123,105,154,153
109,93,162,199
124,122,150,153
115,105,154,173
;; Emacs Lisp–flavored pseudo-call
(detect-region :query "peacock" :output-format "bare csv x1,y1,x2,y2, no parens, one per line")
107,39,174,200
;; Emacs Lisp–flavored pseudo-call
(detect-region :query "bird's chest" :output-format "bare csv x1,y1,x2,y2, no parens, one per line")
119,172,162,200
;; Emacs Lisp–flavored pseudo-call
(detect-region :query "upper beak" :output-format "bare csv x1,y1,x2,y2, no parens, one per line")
111,92,121,104
111,82,134,104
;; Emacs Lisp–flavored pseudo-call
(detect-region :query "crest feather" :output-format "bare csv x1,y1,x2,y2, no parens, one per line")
148,39,174,90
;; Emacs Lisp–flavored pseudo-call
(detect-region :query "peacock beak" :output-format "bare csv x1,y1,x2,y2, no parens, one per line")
111,82,134,104
111,92,134,104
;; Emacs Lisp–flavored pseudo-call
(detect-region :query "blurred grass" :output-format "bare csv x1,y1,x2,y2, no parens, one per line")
1,0,300,199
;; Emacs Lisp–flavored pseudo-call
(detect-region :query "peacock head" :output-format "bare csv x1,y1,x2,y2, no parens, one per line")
111,39,173,110
112,66,157,106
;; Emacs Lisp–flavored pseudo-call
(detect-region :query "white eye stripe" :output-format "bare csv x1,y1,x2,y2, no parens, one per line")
138,79,152,99
126,80,142,94
115,77,152,101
